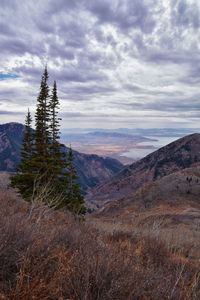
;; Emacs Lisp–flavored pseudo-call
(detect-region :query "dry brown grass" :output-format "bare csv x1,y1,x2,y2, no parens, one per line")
0,189,199,300
93,201,200,260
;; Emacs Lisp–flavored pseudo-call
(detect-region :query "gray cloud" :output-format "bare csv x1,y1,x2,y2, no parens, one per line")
85,0,156,33
0,110,24,115
0,0,200,129
171,0,200,29
0,22,15,36
121,97,200,112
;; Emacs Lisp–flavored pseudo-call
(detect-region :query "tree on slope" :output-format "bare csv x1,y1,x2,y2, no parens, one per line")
47,80,69,207
21,108,34,163
65,146,86,215
11,109,35,198
11,67,86,214
34,66,52,183
49,81,63,176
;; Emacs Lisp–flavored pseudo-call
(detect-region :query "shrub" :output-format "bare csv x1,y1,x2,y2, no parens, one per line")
0,190,199,299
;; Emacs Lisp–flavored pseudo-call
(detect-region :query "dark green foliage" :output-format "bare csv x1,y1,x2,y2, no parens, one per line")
50,81,60,155
49,81,64,177
65,146,86,214
21,109,34,164
50,146,86,215
34,66,51,176
11,110,35,199
11,67,86,214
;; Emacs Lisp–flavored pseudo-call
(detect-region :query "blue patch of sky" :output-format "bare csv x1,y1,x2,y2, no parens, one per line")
0,73,19,80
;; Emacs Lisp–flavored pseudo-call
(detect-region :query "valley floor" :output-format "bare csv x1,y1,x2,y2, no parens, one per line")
66,141,137,164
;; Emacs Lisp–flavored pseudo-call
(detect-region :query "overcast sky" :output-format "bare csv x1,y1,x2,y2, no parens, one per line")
0,0,200,129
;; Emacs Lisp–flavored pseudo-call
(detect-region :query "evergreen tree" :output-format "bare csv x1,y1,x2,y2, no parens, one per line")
46,81,69,207
11,67,86,214
49,81,63,175
11,109,35,198
65,146,86,215
34,66,51,181
21,108,34,164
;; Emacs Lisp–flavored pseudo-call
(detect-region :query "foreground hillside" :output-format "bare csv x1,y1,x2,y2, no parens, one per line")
87,133,200,207
0,188,199,300
98,165,200,217
91,165,200,263
0,123,123,191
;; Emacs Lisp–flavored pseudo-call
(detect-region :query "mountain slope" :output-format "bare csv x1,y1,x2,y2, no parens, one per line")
97,164,200,218
66,148,123,191
0,123,123,191
0,123,23,171
91,165,200,262
87,133,200,206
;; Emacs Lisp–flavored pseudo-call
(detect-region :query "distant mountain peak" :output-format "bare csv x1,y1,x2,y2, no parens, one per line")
0,122,24,132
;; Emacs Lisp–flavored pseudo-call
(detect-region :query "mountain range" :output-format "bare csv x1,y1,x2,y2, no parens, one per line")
0,123,123,191
1,122,200,216
87,133,200,208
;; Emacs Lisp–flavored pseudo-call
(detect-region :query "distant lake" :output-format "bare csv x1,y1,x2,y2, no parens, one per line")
121,136,181,160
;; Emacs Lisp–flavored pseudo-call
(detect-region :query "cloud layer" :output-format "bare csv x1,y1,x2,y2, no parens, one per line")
0,0,200,129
